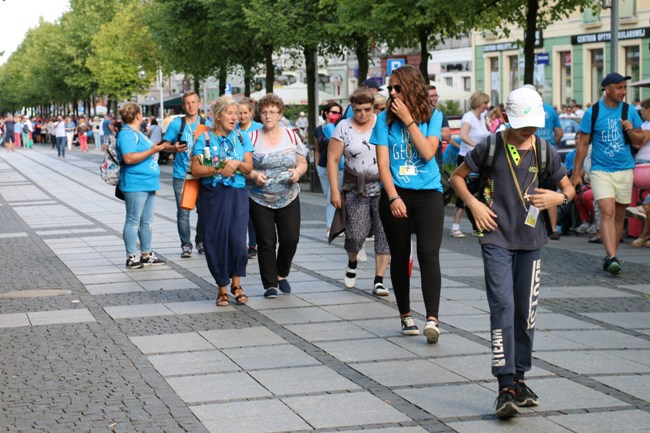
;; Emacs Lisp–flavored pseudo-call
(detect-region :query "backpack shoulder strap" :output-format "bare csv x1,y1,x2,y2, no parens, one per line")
251,129,259,147
482,133,498,173
286,128,299,146
536,136,548,179
199,116,206,125
589,101,599,145
177,116,186,143
235,129,244,145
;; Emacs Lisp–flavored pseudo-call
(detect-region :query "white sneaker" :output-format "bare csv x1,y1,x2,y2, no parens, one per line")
344,266,356,288
372,282,389,296
587,224,598,235
575,222,591,234
401,316,419,335
423,320,440,344
357,245,367,262
450,229,465,238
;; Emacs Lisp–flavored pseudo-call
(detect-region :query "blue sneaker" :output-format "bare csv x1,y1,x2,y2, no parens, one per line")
278,279,291,294
264,288,278,299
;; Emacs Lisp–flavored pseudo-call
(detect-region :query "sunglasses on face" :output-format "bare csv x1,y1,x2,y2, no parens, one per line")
387,85,402,93
328,110,341,115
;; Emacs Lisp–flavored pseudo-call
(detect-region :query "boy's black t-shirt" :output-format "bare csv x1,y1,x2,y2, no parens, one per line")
464,132,567,251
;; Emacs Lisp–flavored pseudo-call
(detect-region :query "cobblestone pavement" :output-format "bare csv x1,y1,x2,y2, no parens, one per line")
1,145,649,433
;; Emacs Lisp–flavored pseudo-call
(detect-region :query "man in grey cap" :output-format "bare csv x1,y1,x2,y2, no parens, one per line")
571,73,645,275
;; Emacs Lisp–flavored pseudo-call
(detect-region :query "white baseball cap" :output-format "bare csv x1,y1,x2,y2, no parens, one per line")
505,85,545,129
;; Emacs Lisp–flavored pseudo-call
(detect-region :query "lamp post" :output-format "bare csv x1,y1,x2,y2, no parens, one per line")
602,0,619,73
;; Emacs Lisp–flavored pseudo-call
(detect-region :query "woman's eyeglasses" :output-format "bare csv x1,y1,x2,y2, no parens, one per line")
387,85,402,93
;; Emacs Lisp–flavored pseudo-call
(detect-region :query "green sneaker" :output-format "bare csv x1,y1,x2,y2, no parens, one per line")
603,256,622,276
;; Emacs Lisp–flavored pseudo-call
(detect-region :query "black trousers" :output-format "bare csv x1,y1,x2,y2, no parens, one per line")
379,188,444,319
250,196,301,290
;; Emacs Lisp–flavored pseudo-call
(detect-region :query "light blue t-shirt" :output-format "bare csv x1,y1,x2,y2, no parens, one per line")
579,100,642,172
192,130,254,188
236,120,263,133
370,109,443,191
537,102,561,147
163,117,211,179
116,125,160,192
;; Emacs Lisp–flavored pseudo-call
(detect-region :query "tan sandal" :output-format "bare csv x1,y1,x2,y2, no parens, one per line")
231,286,248,305
216,292,230,307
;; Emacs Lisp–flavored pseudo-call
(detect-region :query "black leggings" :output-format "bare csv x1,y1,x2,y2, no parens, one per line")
379,188,444,319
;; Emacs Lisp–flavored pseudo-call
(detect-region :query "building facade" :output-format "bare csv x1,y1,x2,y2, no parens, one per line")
473,0,650,108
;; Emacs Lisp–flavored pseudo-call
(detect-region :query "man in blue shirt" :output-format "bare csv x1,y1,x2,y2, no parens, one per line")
101,114,115,150
571,73,645,275
537,98,564,239
163,91,211,258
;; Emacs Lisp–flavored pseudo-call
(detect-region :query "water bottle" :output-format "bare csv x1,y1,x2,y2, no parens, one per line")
203,146,212,167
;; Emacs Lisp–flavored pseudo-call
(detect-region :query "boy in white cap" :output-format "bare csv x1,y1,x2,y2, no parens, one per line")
451,85,575,418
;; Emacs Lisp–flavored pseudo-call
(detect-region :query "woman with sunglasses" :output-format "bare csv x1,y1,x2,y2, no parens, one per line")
314,102,343,237
327,89,390,296
370,65,444,343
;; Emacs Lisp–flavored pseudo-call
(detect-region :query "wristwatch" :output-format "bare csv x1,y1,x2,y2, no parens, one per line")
561,193,569,205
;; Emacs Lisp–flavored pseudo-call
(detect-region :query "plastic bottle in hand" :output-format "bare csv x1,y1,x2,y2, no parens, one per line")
203,147,212,167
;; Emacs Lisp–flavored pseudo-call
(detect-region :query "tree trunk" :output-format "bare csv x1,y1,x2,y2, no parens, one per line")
218,67,227,96
92,94,96,117
354,34,369,85
419,28,430,82
304,45,317,149
523,0,539,85
263,43,274,94
194,77,201,94
243,64,252,97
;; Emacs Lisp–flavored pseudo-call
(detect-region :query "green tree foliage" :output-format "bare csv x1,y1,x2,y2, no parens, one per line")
87,1,159,101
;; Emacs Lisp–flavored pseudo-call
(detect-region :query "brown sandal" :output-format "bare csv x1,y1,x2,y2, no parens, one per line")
230,286,248,305
216,292,230,307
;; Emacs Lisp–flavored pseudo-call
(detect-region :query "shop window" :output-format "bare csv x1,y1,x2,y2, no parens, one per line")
626,46,640,102
591,49,604,104
582,6,600,23
620,0,636,19
560,51,573,105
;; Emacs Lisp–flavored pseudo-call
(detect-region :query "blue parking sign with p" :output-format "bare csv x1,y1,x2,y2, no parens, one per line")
387,58,405,76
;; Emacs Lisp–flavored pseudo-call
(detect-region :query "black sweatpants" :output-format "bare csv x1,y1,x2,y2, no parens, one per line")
250,196,301,290
481,244,540,388
379,188,444,319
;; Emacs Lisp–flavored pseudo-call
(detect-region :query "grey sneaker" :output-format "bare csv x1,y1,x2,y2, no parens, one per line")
513,380,539,407
401,316,419,336
181,244,192,258
423,320,440,344
141,253,166,266
372,282,389,296
126,255,143,270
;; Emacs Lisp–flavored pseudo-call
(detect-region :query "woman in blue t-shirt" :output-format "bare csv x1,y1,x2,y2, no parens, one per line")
370,64,444,344
116,103,167,270
191,96,254,307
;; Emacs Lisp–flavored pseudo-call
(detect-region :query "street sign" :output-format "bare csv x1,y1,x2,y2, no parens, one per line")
535,53,549,65
387,58,405,76
225,82,232,95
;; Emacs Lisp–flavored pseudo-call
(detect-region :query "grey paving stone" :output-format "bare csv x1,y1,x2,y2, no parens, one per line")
435,300,488,316
130,332,214,354
535,312,604,330
258,306,342,324
534,350,650,374
387,333,491,357
274,279,343,293
442,314,490,332
164,300,221,315
77,273,133,285
619,284,650,295
0,313,30,328
147,350,240,377
167,372,271,403
441,267,485,277
315,337,418,363
322,302,398,320
583,312,650,329
103,303,175,319
545,330,650,350
200,326,287,348
223,344,321,370
595,375,650,401
447,417,573,433
285,321,376,342
139,279,199,291
352,317,407,338
127,269,182,282
430,354,554,381
27,308,95,326
85,282,144,295
343,428,429,433
296,291,374,306
282,391,411,429
529,330,591,351
244,295,312,310
547,410,650,433
351,359,467,387
397,383,497,418
249,365,360,395
191,399,311,433
611,349,650,367
440,288,487,301
542,285,636,298
527,377,629,412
